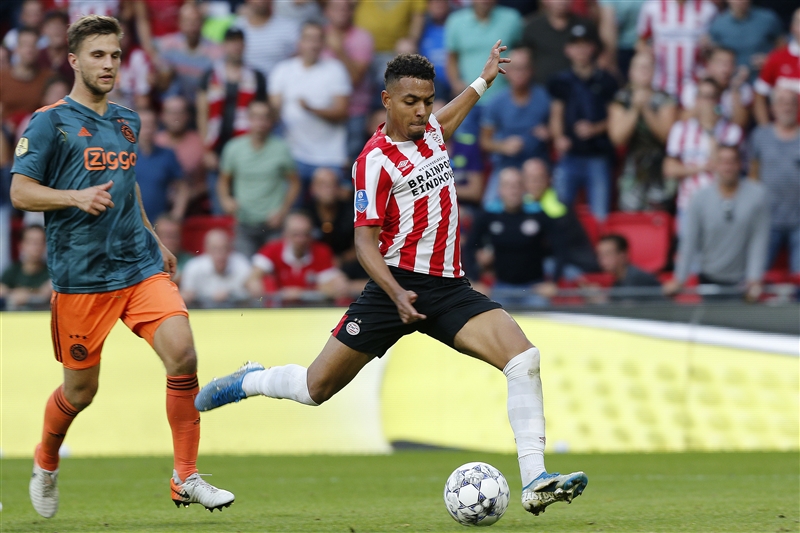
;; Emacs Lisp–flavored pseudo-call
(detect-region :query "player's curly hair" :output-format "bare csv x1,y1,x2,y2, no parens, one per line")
384,54,436,88
68,14,123,55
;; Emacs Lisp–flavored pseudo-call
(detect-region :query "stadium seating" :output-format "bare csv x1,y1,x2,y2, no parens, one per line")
181,215,235,255
602,212,674,273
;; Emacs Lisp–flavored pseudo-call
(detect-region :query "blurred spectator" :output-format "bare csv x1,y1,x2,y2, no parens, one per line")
38,10,72,84
274,0,324,24
636,0,717,99
135,109,188,222
135,0,186,42
354,0,425,92
247,210,348,303
54,0,122,23
235,0,301,78
0,27,53,127
155,95,207,211
596,234,661,296
665,145,769,302
598,0,644,80
3,0,45,52
154,215,192,281
682,47,752,129
110,20,153,110
180,228,251,306
15,76,70,142
471,167,554,308
304,167,367,291
446,0,522,185
218,99,300,257
522,158,599,282
753,8,800,125
522,0,596,85
709,0,784,82
549,24,617,222
0,225,51,310
197,27,266,212
663,78,743,228
480,47,550,207
419,0,452,102
445,0,522,101
322,0,374,162
608,52,678,212
156,3,222,102
748,88,800,275
270,22,351,189
304,167,356,266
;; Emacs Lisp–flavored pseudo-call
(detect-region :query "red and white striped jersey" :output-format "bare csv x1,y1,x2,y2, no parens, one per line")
352,114,463,278
637,0,717,98
666,117,742,212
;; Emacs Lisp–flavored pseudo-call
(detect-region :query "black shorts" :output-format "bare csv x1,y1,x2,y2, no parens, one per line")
332,267,502,357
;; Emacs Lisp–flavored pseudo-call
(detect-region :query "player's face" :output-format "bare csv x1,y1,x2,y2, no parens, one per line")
72,33,122,97
383,77,435,142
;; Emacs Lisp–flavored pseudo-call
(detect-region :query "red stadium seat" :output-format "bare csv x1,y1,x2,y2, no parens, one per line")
581,272,615,287
181,215,235,255
602,212,673,273
575,205,601,246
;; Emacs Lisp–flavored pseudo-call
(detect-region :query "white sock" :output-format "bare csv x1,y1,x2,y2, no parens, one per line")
503,347,547,487
241,365,318,406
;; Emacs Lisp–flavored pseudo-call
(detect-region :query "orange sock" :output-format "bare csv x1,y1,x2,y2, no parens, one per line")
38,386,79,471
166,374,200,481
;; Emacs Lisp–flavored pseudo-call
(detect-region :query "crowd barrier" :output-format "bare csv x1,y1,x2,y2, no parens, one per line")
1,308,796,457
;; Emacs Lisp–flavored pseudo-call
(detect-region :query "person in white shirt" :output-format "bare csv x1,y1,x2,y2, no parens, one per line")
269,21,352,195
180,229,252,306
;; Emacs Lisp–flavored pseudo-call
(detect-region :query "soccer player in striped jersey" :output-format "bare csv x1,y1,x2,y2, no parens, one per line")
11,14,234,518
196,42,588,516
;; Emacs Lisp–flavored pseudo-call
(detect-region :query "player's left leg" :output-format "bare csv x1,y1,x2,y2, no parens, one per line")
124,273,234,512
452,308,587,516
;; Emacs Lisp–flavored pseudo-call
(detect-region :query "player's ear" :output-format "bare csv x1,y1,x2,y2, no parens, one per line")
68,52,79,72
381,90,391,110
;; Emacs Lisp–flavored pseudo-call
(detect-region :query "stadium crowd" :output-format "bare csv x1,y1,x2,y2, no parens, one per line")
1,0,798,310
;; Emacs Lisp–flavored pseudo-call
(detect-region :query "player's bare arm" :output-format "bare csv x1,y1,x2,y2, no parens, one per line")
10,174,114,215
354,225,426,324
435,40,510,142
135,183,177,277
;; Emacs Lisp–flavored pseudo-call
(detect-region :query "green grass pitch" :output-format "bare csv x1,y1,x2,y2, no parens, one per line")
1,451,797,532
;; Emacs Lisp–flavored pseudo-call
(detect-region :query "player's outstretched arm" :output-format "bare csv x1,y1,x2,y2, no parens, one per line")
354,225,426,324
434,40,510,142
10,174,114,215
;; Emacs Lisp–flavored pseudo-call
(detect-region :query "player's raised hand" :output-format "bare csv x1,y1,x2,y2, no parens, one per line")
394,290,427,324
74,180,114,215
480,40,511,88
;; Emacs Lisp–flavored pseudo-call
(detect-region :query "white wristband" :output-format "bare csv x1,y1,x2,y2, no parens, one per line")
469,77,488,98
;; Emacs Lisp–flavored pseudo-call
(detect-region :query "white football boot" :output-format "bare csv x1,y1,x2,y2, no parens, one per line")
171,470,235,512
30,457,59,518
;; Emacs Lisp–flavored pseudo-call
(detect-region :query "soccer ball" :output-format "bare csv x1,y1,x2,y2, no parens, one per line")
443,462,510,527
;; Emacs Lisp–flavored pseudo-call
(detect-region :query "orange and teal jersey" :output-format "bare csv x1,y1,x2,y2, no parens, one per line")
11,96,163,294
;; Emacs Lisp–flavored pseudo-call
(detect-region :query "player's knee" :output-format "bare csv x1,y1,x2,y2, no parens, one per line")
306,378,334,405
64,381,99,411
502,346,540,378
167,345,197,376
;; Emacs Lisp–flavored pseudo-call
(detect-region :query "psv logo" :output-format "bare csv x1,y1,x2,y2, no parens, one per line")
83,147,137,171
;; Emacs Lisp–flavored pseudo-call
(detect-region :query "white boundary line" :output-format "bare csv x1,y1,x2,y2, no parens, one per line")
531,312,800,357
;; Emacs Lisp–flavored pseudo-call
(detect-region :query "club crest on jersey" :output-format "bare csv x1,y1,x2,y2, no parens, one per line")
430,130,444,146
397,160,410,170
121,124,136,143
15,137,28,157
355,189,369,213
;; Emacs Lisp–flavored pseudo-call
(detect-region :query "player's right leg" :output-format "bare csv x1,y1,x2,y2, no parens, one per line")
31,292,120,518
194,336,373,411
453,308,588,516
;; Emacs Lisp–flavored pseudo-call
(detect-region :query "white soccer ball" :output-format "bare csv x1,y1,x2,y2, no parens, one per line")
443,462,510,527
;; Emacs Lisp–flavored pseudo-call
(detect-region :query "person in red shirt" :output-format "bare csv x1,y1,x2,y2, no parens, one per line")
754,7,800,124
247,211,347,303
